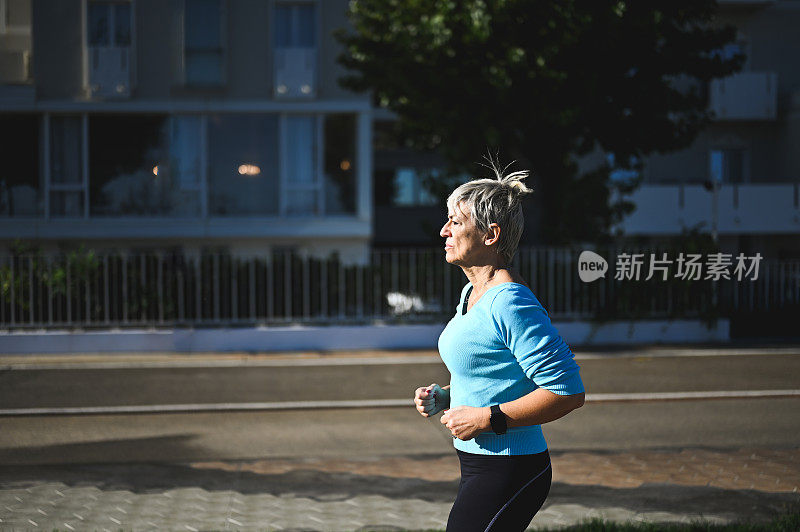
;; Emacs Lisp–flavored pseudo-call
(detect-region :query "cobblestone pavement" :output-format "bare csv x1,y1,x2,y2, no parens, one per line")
1,447,798,531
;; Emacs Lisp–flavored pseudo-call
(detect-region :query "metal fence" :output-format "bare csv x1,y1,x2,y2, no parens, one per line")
0,248,798,329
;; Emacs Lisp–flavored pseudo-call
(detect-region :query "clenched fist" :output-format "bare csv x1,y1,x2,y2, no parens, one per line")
413,383,449,417
440,405,490,441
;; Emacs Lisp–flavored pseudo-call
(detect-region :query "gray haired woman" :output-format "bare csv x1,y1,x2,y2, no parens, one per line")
413,165,585,531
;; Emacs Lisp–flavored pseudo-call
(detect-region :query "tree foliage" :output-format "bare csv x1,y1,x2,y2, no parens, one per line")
337,0,743,244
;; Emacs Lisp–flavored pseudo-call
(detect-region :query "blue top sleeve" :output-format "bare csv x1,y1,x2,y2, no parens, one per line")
490,285,585,395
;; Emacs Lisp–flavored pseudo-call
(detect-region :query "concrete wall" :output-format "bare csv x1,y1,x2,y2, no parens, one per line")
33,0,83,99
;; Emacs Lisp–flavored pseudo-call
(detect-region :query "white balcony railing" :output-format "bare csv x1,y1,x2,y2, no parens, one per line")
88,46,131,98
618,183,800,235
274,47,316,98
710,72,777,121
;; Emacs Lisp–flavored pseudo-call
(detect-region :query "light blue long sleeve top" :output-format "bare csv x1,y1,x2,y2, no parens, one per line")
438,282,584,455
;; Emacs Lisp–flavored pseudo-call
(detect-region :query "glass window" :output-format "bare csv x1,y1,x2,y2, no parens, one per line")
185,0,223,85
324,114,356,214
274,3,315,47
88,2,131,47
88,115,201,216
0,114,41,217
274,5,292,48
114,3,131,46
170,116,201,189
88,3,110,46
208,114,279,216
50,117,82,185
710,148,744,184
285,115,318,215
391,168,438,207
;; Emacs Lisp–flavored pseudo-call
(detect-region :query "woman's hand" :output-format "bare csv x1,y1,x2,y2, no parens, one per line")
414,383,448,417
440,405,490,441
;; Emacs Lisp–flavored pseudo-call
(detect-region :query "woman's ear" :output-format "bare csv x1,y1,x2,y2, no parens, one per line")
485,223,501,246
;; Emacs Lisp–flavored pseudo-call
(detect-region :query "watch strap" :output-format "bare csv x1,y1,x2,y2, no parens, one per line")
490,404,507,435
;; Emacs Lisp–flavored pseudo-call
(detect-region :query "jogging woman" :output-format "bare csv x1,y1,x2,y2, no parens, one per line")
414,165,585,532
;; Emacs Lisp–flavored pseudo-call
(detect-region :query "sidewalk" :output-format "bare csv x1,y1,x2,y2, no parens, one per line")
1,447,798,531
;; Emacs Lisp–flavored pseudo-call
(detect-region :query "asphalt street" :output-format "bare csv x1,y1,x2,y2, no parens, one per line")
1,352,799,408
0,351,798,465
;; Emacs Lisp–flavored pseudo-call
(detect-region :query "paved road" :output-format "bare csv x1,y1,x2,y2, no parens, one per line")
1,352,799,409
1,348,799,530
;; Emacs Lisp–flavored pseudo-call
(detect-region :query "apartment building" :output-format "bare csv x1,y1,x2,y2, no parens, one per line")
0,0,372,263
616,0,800,258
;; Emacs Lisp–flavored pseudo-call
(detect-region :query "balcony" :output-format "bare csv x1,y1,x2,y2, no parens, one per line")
618,183,800,235
274,47,316,98
710,72,777,121
88,46,131,99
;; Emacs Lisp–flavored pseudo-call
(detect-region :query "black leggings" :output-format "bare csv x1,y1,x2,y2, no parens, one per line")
446,449,552,532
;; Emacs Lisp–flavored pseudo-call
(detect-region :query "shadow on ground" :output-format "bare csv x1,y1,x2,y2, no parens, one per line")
1,459,798,524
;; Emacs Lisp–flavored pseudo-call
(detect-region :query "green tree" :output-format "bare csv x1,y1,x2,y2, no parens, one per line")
337,0,743,244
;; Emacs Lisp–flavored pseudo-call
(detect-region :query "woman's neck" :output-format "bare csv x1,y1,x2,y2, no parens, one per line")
463,263,511,293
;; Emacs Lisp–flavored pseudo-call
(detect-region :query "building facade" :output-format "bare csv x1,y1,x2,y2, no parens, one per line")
0,0,372,263
615,0,800,258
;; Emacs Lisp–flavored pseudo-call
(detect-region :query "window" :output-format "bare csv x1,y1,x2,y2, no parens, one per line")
88,1,130,46
49,116,85,217
0,114,40,216
184,0,224,85
170,116,202,190
274,3,315,48
208,114,279,216
392,168,438,207
324,114,356,214
284,115,318,214
273,2,317,97
710,148,745,184
87,1,133,97
88,115,201,217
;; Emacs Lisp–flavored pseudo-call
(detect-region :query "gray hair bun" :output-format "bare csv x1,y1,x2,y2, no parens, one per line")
498,169,533,194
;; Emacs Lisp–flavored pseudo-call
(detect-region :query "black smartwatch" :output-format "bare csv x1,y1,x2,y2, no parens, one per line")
490,404,507,435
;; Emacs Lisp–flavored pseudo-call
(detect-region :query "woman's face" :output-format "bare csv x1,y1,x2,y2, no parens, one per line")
440,202,487,266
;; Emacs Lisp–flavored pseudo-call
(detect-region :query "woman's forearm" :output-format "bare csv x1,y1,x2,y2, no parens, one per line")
500,388,584,429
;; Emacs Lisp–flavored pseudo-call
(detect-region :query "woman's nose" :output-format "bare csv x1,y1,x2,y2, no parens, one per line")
440,222,450,237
